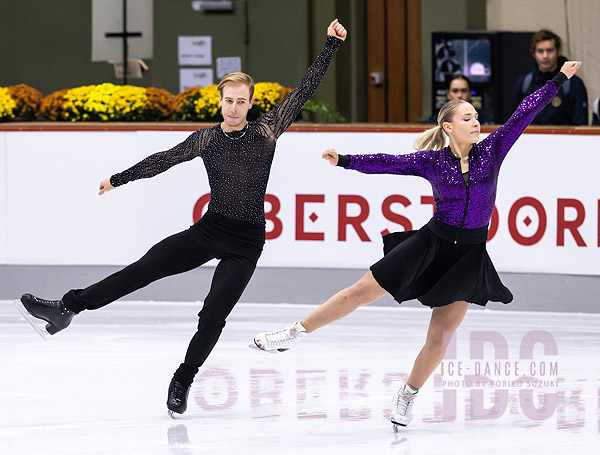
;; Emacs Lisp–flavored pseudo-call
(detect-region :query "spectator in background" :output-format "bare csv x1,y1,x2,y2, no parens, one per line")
593,97,599,125
514,29,588,125
428,75,472,123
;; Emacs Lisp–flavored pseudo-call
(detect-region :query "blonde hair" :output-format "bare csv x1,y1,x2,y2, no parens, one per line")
217,72,255,99
413,100,468,151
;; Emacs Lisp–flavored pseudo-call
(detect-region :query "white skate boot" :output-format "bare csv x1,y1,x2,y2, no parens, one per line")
390,384,418,429
252,320,307,353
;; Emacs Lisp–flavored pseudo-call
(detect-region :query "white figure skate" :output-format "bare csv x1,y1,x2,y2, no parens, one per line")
391,384,418,430
251,320,307,353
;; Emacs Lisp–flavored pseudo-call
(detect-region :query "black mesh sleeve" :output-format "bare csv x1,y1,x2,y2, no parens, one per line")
256,36,343,139
110,128,210,187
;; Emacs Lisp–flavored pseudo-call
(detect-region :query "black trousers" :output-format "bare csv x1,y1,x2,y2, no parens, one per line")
62,211,265,385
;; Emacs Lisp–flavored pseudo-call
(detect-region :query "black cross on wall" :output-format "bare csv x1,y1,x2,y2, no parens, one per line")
105,0,142,85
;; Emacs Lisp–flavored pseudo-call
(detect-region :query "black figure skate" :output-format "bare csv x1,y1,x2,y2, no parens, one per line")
15,294,74,340
167,378,191,418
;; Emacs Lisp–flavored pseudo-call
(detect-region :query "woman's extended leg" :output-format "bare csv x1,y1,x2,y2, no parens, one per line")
301,271,387,332
253,270,386,351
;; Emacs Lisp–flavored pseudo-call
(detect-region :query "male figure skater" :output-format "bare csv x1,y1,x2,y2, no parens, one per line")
17,19,346,417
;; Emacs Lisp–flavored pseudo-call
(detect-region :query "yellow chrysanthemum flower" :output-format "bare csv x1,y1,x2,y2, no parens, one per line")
0,87,17,120
59,83,152,121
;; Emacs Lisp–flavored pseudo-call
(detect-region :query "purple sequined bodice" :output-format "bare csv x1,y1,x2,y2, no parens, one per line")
344,80,559,229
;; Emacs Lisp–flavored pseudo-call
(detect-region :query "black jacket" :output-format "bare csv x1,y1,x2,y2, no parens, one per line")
514,56,588,125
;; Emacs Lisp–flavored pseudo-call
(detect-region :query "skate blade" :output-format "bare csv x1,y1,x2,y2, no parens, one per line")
391,422,407,432
14,299,48,341
168,410,176,419
248,342,280,354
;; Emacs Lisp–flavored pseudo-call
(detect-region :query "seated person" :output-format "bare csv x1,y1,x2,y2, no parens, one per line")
428,75,471,123
514,29,588,125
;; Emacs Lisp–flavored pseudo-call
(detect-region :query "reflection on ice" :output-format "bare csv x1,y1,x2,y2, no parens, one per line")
391,433,411,455
167,424,192,455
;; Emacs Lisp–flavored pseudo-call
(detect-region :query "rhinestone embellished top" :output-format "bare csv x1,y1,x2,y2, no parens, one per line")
110,36,343,225
340,74,566,230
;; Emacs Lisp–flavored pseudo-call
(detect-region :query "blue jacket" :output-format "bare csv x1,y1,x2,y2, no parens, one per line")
514,56,588,125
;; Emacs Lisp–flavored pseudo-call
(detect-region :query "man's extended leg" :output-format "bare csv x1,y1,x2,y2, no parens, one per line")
62,226,214,313
20,225,215,336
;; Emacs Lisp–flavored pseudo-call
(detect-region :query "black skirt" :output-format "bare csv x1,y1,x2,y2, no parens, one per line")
370,224,513,308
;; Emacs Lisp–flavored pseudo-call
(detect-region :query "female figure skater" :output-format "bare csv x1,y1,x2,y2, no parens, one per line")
253,61,582,428
16,19,347,417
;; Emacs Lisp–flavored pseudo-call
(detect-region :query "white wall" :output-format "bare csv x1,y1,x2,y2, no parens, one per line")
0,129,598,275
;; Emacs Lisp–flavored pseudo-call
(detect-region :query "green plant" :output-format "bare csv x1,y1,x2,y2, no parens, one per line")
301,99,346,123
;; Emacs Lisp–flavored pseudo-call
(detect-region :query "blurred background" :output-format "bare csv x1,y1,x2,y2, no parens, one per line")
0,0,598,124
1,0,598,312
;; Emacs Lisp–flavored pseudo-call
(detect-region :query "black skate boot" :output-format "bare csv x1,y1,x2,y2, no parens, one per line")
16,294,74,338
167,378,191,418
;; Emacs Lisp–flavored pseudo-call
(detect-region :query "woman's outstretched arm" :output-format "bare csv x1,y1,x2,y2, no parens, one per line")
483,61,582,164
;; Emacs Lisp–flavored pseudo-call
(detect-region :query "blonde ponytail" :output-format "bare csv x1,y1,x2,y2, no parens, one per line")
413,125,446,151
413,99,469,151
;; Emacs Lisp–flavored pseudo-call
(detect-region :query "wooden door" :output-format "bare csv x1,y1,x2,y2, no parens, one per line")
366,0,422,123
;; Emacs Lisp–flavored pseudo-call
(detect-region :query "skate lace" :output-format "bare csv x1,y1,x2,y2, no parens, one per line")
33,296,57,305
172,382,187,404
264,327,294,346
33,296,70,313
393,390,414,416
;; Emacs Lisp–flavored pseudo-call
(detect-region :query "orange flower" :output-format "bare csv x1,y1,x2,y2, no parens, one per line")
144,87,176,120
40,89,69,121
7,84,43,120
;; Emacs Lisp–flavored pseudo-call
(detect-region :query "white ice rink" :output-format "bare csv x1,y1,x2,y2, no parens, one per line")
1,300,599,455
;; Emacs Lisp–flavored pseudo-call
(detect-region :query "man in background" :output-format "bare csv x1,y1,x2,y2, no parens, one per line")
514,29,588,125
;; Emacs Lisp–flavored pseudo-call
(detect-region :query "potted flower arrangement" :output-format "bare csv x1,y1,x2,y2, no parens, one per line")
0,84,43,121
40,84,175,121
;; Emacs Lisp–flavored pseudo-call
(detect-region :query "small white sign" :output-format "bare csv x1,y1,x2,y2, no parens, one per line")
178,36,212,66
216,56,242,79
179,68,214,93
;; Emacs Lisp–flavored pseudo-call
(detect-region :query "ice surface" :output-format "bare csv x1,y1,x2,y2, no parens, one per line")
1,300,599,454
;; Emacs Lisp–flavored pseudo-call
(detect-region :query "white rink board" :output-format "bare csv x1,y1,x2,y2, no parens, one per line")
0,129,598,275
